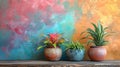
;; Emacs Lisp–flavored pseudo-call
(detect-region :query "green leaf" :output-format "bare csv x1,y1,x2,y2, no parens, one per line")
81,34,91,40
104,27,109,31
53,44,56,48
93,40,98,46
37,46,43,50
87,28,98,40
44,40,49,44
83,21,111,46
64,41,84,50
91,23,98,33
86,40,93,45
80,31,86,35
103,40,109,45
103,33,110,38
97,21,102,33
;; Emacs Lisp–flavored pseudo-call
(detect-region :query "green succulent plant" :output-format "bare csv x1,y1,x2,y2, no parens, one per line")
81,21,110,46
64,41,84,50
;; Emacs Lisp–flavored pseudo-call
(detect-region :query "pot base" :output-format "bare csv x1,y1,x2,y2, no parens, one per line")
44,47,62,61
88,46,107,61
66,49,85,61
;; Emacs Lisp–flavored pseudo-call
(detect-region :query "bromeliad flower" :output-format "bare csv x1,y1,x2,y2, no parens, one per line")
37,33,65,50
49,33,59,44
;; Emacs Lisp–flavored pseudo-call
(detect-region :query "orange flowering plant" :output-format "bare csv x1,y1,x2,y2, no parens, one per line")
37,33,65,50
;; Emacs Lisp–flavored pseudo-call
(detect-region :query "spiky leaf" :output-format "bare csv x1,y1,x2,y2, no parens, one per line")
82,21,110,46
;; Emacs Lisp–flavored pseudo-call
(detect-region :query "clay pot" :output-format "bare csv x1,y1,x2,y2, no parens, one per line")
44,47,62,61
66,49,85,61
88,46,107,61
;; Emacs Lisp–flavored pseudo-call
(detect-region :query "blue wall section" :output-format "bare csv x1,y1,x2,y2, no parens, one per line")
0,0,80,60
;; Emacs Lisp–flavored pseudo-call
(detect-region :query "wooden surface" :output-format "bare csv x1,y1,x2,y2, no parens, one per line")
0,61,120,67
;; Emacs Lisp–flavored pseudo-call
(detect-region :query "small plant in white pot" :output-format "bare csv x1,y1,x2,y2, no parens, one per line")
81,21,112,61
37,33,65,61
64,41,85,61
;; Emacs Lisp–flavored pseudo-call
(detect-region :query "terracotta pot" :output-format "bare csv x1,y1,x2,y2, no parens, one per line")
44,47,62,61
88,46,107,61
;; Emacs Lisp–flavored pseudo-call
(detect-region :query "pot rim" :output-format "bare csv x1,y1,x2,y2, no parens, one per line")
90,46,105,48
67,48,85,51
46,46,60,48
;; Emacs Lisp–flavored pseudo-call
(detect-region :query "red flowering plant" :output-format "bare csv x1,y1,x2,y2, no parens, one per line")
37,33,65,50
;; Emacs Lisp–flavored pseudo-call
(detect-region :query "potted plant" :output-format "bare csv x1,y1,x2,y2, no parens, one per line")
81,21,111,61
37,33,64,61
64,41,85,61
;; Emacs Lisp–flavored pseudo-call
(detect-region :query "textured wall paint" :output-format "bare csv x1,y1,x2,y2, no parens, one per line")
72,0,120,60
0,0,120,60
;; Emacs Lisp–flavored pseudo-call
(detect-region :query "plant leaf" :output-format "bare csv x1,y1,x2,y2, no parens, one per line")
98,20,102,33
37,46,43,50
53,44,56,48
44,40,49,44
91,23,98,33
80,31,86,35
86,40,93,45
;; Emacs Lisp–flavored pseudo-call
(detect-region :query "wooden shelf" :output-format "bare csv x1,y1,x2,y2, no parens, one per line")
0,61,120,67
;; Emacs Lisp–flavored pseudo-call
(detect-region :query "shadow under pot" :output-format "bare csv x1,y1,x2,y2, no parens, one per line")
44,47,62,61
88,46,107,61
66,49,85,61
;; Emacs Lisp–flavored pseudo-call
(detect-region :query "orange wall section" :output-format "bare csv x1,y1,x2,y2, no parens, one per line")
73,0,120,60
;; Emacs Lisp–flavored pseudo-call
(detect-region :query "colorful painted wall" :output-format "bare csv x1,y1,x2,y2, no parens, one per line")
0,0,120,60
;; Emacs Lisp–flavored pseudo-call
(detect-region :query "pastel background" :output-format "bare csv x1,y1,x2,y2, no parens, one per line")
0,0,120,60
